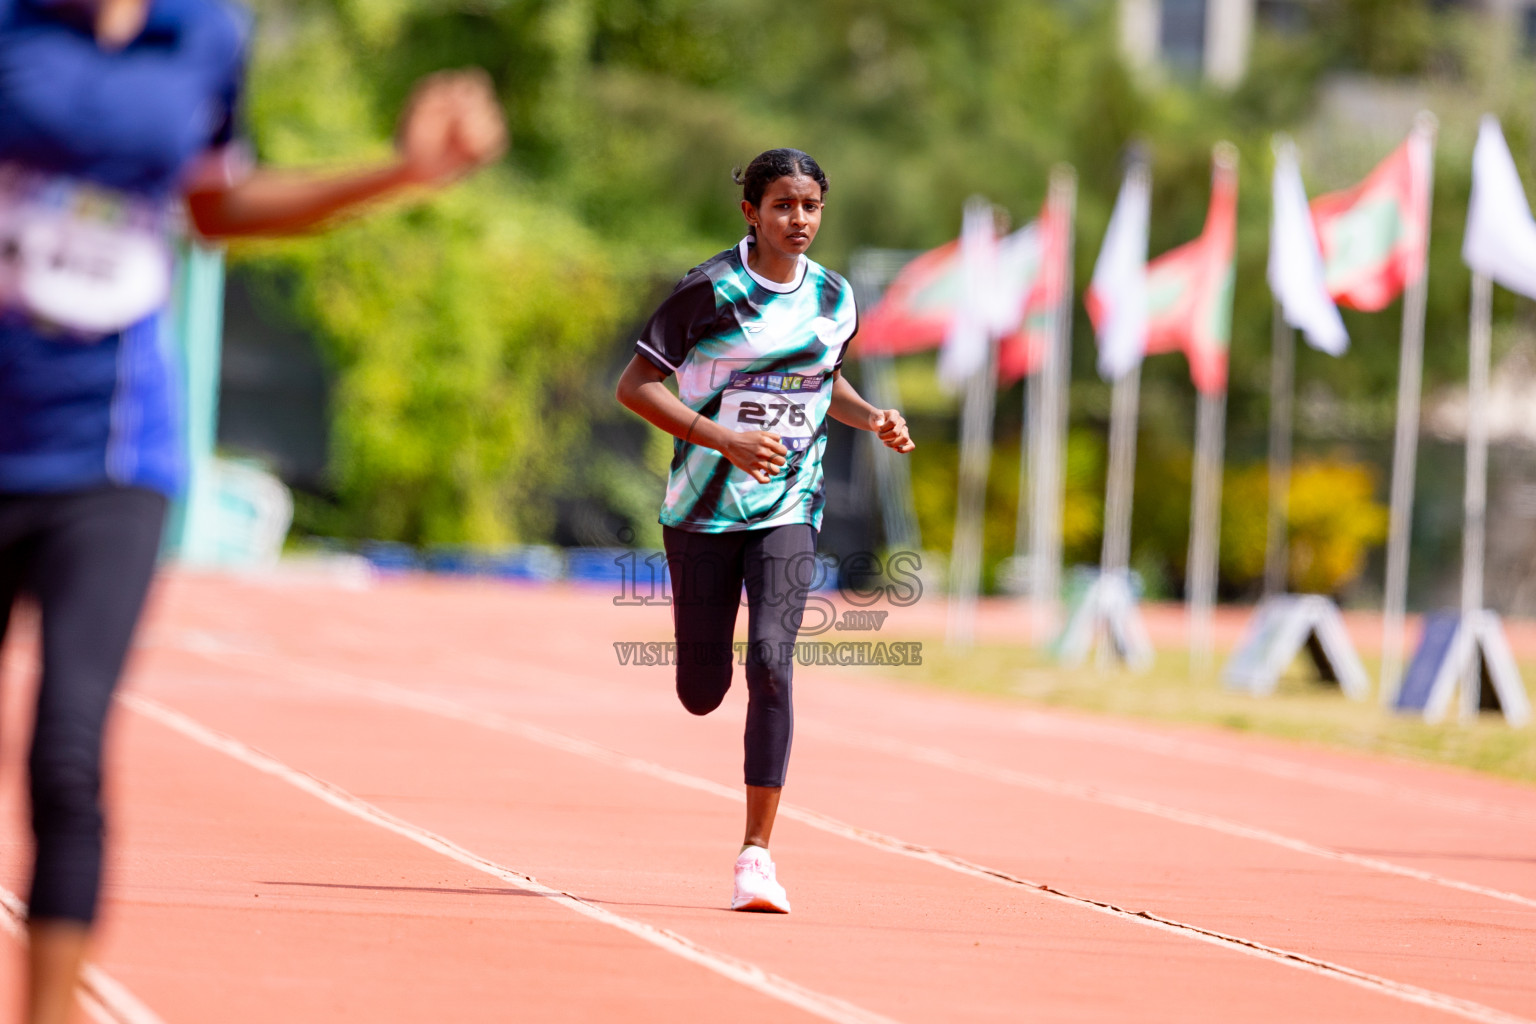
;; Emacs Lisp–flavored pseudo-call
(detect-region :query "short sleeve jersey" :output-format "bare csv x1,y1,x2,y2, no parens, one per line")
0,0,249,497
635,237,858,533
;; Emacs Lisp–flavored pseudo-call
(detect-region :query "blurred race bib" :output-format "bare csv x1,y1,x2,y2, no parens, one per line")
0,165,172,339
718,370,827,452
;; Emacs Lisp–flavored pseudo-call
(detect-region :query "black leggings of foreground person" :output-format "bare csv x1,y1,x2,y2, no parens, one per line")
0,0,505,1018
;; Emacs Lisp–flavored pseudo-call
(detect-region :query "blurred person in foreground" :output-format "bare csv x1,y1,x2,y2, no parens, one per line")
0,0,505,1017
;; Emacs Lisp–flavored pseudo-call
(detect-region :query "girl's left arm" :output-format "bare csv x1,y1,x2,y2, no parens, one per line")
828,371,915,453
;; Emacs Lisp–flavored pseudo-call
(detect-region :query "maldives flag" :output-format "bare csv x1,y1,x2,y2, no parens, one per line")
997,198,1071,384
861,217,1059,366
857,241,961,356
1144,145,1238,395
1310,122,1434,311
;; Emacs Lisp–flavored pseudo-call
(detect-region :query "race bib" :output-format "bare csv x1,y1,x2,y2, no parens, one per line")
718,370,826,452
0,165,173,339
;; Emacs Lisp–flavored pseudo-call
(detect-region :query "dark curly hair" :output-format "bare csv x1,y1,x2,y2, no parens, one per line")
732,149,829,234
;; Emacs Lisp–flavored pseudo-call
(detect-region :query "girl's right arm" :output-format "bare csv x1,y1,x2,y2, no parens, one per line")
615,355,788,485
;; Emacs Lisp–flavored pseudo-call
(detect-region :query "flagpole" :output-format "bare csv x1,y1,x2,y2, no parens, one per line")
1077,153,1151,670
1102,365,1140,580
1188,388,1227,671
1033,167,1077,644
948,198,999,648
1265,301,1294,597
949,341,999,647
1381,113,1438,704
1463,271,1492,624
1016,337,1041,575
1038,171,1075,644
1453,271,1493,723
1181,144,1237,673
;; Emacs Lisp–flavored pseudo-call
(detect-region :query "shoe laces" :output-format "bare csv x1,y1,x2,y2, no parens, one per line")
739,853,774,882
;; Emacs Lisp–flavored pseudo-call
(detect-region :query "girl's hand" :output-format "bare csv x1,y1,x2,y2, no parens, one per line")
720,431,789,484
872,409,915,453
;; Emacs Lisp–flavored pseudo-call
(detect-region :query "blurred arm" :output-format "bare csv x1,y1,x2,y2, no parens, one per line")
186,69,506,239
186,163,419,238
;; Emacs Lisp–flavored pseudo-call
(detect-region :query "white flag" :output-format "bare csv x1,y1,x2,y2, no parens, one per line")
1269,137,1348,356
938,197,998,388
1464,115,1536,300
988,221,1043,337
1086,164,1149,382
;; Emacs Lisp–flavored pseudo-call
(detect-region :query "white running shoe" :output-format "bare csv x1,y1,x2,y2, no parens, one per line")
732,845,791,913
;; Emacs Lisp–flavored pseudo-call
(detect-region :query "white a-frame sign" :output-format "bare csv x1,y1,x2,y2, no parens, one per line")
1054,571,1154,672
1224,594,1370,699
1395,611,1530,725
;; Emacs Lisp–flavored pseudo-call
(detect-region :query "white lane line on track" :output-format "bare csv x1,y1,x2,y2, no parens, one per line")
120,695,900,1024
183,639,1536,914
148,610,1536,826
0,888,167,1024
1005,709,1536,828
180,663,1535,1024
794,721,1536,912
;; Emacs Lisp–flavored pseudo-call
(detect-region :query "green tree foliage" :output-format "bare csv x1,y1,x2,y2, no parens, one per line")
236,0,624,544
233,0,1535,580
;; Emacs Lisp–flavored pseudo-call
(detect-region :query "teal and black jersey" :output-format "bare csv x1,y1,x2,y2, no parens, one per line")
636,237,858,533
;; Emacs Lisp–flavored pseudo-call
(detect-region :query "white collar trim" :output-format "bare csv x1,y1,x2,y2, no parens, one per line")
738,237,807,293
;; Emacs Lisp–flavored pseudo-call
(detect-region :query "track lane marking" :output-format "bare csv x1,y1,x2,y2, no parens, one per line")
175,641,1536,912
794,721,1536,911
150,664,1536,1024
120,695,901,1024
149,602,1536,825
0,888,167,1024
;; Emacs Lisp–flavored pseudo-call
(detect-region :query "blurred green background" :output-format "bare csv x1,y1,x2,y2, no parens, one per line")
217,0,1536,609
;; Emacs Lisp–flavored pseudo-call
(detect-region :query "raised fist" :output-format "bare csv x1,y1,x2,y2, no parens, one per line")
395,69,508,186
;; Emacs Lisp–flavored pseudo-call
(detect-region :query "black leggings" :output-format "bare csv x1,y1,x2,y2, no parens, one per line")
0,487,167,924
663,524,817,789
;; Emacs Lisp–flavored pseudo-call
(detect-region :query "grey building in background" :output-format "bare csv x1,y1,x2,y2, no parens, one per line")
1119,0,1255,86
1120,0,1536,86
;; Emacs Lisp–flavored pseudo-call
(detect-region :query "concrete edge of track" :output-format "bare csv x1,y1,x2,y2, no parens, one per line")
138,661,1536,1024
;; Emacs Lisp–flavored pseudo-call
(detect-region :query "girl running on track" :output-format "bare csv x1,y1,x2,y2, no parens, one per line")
0,0,504,1019
616,148,914,914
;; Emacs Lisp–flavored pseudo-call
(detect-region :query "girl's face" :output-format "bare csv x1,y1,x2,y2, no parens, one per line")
742,173,823,260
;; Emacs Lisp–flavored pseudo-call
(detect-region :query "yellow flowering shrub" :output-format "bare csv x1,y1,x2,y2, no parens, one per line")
1221,459,1389,595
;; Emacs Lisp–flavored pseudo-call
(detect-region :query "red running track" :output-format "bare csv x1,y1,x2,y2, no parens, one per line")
0,571,1533,1023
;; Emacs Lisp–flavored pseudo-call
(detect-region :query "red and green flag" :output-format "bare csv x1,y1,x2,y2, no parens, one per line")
997,198,1071,384
861,200,1066,380
1310,127,1433,311
1144,147,1239,395
858,241,961,356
